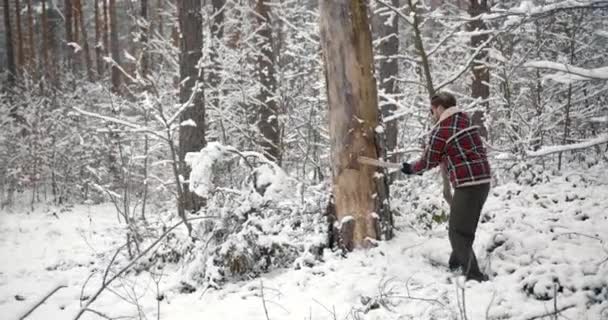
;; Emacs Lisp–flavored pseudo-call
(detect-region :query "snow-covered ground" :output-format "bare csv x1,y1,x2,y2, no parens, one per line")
1,166,608,320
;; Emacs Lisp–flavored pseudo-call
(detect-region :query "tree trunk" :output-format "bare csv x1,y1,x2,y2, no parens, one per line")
468,0,489,138
103,0,109,73
14,0,24,72
140,0,149,78
408,0,453,205
109,0,122,92
26,0,35,73
178,0,205,214
94,0,103,76
255,0,281,163
41,0,49,80
76,0,94,81
319,0,392,250
2,0,16,84
209,0,224,112
64,0,74,72
375,0,399,176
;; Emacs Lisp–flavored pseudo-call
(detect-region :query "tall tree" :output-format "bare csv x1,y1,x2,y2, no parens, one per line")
178,0,205,216
75,0,94,81
407,0,453,205
374,0,400,171
320,0,392,250
14,0,24,71
109,0,121,92
103,0,109,74
26,0,35,73
209,0,224,112
254,0,281,163
64,0,74,72
140,0,149,78
94,0,103,76
41,0,49,80
3,0,16,84
468,0,490,138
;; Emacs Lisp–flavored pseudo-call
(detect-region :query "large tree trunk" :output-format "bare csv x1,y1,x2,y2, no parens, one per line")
103,0,109,75
94,0,103,76
320,0,392,250
14,0,24,71
2,0,16,84
374,0,399,176
468,0,489,138
75,0,94,81
41,0,49,80
209,0,224,112
254,0,281,163
64,0,74,72
109,0,121,92
178,0,205,214
140,0,149,78
26,0,35,73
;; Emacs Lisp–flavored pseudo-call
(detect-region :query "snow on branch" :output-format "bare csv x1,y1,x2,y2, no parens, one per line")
71,107,166,141
527,134,608,158
525,61,608,81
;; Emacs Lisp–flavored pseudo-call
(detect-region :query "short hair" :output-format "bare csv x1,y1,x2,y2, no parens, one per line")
431,92,456,109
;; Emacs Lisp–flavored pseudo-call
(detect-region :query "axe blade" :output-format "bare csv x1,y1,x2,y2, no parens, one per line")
357,156,402,169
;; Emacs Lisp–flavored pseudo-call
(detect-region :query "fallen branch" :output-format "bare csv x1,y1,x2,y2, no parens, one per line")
527,134,608,157
525,61,608,80
18,282,68,320
73,216,212,320
522,304,575,320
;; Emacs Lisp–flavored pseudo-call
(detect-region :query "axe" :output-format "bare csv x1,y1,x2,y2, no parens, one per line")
357,156,402,169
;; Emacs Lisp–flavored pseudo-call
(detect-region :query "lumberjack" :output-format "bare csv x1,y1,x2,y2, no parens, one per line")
361,92,492,281
403,92,491,281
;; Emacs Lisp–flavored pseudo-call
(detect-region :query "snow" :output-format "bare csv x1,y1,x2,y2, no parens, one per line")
185,142,227,197
525,60,608,81
2,167,608,319
180,119,197,127
527,134,608,157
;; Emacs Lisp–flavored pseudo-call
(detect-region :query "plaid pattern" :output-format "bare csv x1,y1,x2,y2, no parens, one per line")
410,110,491,187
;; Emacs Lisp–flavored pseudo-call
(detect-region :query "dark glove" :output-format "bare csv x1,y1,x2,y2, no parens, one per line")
401,162,413,175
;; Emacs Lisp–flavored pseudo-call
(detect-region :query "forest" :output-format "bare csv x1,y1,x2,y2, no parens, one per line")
1,0,607,319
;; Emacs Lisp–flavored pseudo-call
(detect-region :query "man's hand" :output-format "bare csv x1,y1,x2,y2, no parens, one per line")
401,162,413,175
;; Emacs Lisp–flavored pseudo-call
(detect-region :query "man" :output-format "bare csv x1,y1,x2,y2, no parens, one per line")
402,92,491,282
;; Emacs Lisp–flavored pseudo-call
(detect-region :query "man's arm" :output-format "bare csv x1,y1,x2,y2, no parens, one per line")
408,128,446,174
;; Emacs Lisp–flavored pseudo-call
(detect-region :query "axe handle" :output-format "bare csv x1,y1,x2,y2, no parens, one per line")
357,156,402,169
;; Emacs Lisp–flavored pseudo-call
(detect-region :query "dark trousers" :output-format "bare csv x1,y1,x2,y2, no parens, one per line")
448,183,490,279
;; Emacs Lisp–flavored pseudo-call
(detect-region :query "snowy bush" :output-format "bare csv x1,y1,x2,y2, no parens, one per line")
510,161,551,186
156,143,329,288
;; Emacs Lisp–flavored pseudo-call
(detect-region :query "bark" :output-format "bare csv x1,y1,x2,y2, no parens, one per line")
255,0,281,163
76,0,94,81
157,0,164,37
3,0,16,84
109,0,122,92
140,0,149,78
209,0,224,112
94,0,103,76
64,0,74,71
468,0,490,138
408,0,452,205
41,0,49,79
320,0,392,249
26,0,35,72
374,0,399,174
15,0,24,71
103,0,109,70
178,0,206,213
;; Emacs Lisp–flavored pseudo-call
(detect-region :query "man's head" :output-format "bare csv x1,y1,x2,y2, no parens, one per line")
430,92,456,122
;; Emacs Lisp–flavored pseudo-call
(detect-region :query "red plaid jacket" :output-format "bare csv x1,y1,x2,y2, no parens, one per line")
410,108,491,188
